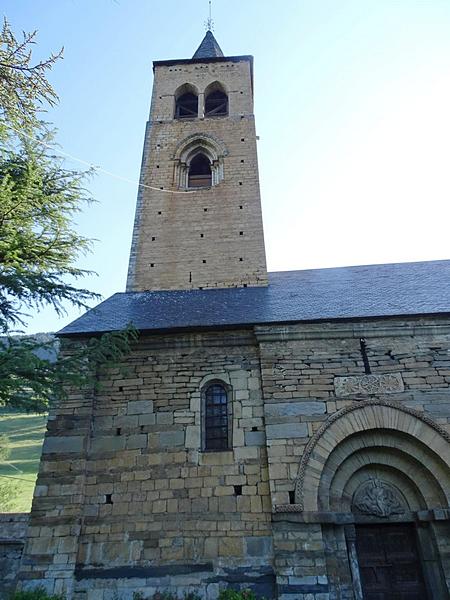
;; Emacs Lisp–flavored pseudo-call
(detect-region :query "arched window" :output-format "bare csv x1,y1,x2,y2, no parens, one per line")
188,153,212,188
175,85,198,119
173,133,227,189
205,89,228,117
203,382,231,451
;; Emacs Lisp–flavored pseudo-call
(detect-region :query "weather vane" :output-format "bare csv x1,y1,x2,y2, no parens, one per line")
205,0,214,32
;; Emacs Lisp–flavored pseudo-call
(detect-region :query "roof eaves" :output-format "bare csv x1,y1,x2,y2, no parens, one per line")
153,55,253,70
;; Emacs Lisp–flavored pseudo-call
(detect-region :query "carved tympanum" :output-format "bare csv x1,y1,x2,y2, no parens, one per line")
352,479,406,517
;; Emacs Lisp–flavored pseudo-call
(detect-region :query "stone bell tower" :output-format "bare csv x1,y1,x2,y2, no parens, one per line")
126,31,268,292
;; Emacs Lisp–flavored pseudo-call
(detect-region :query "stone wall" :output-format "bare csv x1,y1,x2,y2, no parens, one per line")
126,56,268,292
18,316,450,599
255,318,450,507
20,330,274,599
0,513,28,598
256,317,450,599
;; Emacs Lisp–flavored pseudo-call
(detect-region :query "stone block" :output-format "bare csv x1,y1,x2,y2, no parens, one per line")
138,413,156,425
90,436,126,453
266,423,308,439
200,451,234,466
42,436,84,454
34,485,48,497
250,495,263,513
58,537,77,554
265,402,326,417
204,538,218,558
218,496,237,513
126,434,148,449
237,496,251,512
127,400,154,415
159,430,185,447
234,446,258,460
225,475,246,486
114,415,139,428
424,402,450,416
156,412,174,424
185,425,200,448
233,428,245,447
214,485,234,496
245,536,273,558
114,378,143,387
191,497,209,513
219,536,243,557
244,431,266,446
102,542,130,561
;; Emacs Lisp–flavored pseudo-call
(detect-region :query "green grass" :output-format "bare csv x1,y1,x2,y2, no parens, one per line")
0,409,47,512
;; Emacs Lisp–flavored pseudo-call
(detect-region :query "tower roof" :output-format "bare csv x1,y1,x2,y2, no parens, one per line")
192,30,224,59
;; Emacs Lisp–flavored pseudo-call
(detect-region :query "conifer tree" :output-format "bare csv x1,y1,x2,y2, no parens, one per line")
0,19,137,411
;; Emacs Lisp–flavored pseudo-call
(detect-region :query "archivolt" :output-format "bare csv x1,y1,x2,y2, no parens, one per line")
294,399,450,512
319,430,449,512
172,134,228,188
173,133,228,163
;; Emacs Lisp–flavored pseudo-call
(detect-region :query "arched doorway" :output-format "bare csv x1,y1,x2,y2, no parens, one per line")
294,400,450,599
351,479,428,599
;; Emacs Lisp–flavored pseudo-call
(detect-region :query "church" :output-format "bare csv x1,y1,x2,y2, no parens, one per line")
17,30,450,600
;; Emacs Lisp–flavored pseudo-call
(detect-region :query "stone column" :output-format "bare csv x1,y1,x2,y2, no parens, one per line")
198,93,205,119
344,525,364,600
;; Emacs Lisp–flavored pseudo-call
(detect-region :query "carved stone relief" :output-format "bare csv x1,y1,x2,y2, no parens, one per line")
352,479,406,517
334,373,404,397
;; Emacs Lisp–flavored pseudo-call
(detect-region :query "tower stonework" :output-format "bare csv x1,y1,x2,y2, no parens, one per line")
127,34,268,292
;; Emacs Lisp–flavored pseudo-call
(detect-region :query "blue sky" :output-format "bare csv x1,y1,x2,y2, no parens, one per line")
3,0,450,333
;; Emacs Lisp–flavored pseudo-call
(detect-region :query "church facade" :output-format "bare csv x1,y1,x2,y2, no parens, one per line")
18,32,450,600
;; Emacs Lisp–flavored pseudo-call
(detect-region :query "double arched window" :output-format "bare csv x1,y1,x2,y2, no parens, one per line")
174,82,228,120
202,382,231,451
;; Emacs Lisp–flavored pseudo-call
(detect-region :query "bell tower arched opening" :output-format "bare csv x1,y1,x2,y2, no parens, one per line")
174,84,198,119
204,82,228,117
188,153,212,188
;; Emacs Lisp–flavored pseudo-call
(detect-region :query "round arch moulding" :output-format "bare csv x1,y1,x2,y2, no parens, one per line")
292,399,450,512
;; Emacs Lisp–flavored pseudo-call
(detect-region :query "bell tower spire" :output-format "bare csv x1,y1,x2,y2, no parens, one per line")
193,0,224,59
126,34,268,292
192,30,224,59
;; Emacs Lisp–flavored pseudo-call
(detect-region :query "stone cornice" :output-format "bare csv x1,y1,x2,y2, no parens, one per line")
272,508,450,524
254,319,450,342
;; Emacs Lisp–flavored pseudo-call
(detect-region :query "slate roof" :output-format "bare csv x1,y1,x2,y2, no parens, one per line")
59,260,450,336
192,31,224,59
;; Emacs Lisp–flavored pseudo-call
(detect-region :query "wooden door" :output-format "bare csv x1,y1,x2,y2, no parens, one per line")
355,523,428,600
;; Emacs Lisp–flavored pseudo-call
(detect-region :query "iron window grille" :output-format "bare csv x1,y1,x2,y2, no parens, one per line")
203,383,231,450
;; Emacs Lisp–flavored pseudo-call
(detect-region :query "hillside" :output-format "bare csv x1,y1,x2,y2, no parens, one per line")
0,410,47,512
